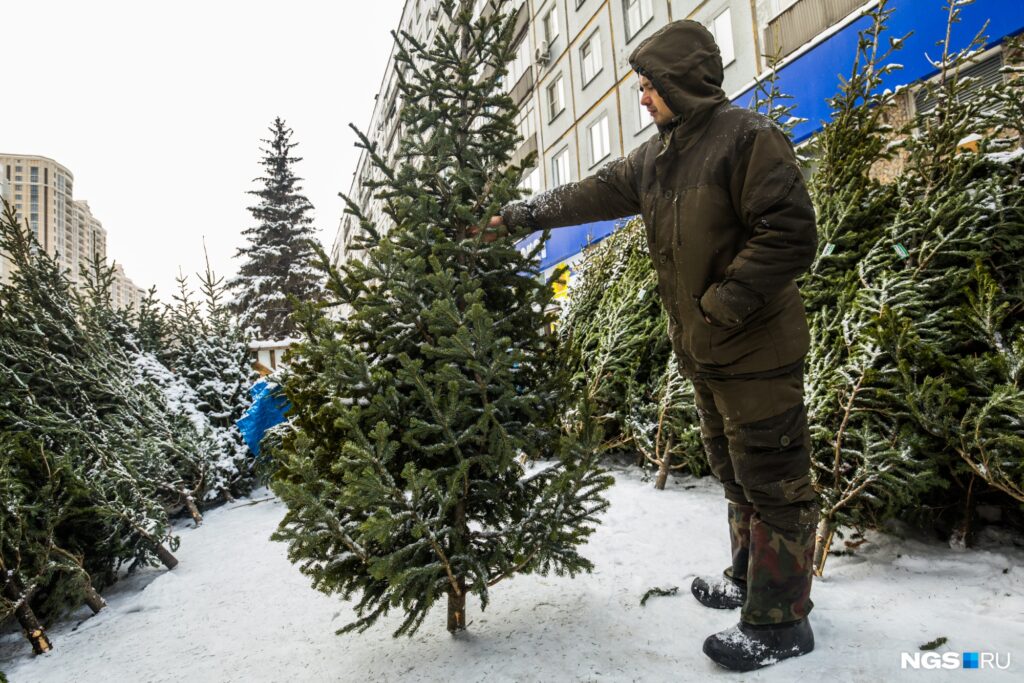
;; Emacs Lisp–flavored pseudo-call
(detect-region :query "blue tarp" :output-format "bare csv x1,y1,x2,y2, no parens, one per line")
732,0,1024,144
236,378,290,456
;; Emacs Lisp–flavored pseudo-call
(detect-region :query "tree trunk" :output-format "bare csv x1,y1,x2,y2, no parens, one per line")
447,494,468,633
447,576,467,633
812,516,834,577
132,524,179,569
83,582,106,614
949,474,974,551
2,575,52,654
184,495,203,527
655,436,672,490
153,542,179,570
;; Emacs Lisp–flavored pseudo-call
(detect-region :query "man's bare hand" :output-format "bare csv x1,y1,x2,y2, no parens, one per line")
467,215,507,243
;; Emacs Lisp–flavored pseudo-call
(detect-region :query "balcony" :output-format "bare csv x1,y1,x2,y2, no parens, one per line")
510,133,538,169
763,0,868,62
509,65,534,106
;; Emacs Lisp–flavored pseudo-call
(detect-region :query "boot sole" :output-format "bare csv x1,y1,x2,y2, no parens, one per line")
703,640,814,672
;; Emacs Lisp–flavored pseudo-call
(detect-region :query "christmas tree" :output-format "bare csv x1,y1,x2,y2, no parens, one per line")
269,0,611,636
876,11,1024,542
185,257,257,497
795,2,942,572
0,200,180,650
229,117,324,339
559,218,704,483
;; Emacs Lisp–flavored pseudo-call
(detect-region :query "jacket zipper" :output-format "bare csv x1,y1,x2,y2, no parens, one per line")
674,193,681,246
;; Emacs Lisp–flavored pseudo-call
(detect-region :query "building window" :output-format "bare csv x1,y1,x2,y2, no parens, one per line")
543,6,559,45
709,9,735,67
588,114,610,166
547,73,565,121
768,0,801,19
624,0,653,41
913,49,1004,115
30,167,38,183
519,166,542,196
516,103,536,141
551,147,570,186
580,31,603,86
505,35,531,92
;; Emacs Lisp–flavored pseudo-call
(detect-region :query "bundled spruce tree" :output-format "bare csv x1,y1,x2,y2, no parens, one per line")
270,0,611,636
875,10,1024,541
0,200,180,651
559,219,704,481
794,2,946,572
133,286,170,359
189,258,257,496
229,117,324,339
78,257,225,521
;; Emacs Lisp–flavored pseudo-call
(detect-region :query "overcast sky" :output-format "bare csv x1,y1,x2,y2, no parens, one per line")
1,0,404,302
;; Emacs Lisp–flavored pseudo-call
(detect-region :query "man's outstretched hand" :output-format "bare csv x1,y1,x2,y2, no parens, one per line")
467,215,508,243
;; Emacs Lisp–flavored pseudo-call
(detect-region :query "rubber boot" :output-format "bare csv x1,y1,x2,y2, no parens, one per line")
690,572,746,609
691,502,753,609
703,618,815,671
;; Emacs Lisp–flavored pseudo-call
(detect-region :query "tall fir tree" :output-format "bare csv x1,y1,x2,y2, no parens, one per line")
269,0,611,636
230,117,323,339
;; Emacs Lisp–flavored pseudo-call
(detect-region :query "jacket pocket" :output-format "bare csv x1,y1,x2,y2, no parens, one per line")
743,161,798,218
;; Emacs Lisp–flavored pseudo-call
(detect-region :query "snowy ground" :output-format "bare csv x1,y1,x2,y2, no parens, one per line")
2,466,1022,683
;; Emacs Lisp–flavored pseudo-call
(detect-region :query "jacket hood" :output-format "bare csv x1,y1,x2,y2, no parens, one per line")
628,20,727,131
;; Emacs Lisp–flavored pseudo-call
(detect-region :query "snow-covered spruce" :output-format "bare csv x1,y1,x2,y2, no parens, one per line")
165,261,258,500
229,117,324,339
267,0,612,637
0,200,180,646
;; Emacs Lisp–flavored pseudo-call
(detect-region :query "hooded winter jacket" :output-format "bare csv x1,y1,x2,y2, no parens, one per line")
501,20,817,376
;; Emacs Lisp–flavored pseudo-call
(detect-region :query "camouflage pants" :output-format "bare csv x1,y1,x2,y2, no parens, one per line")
690,357,819,625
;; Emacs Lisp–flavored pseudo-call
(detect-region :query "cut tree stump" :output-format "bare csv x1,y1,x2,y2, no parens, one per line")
3,575,53,654
83,582,107,614
447,576,467,633
184,496,204,527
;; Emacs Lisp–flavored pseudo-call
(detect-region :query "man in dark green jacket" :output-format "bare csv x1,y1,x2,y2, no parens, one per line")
488,20,819,672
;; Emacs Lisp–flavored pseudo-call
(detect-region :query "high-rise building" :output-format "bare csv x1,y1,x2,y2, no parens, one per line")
333,0,1024,284
0,172,11,283
1,153,143,305
110,261,144,312
0,155,73,258
72,200,108,282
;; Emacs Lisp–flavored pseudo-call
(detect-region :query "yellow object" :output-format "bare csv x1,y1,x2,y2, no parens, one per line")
551,264,571,300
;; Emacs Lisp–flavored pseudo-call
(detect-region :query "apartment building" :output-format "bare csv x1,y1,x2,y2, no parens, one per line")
0,172,10,205
0,155,73,258
1,154,144,306
72,200,108,280
333,0,758,268
0,172,11,283
110,261,144,312
334,0,1024,286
